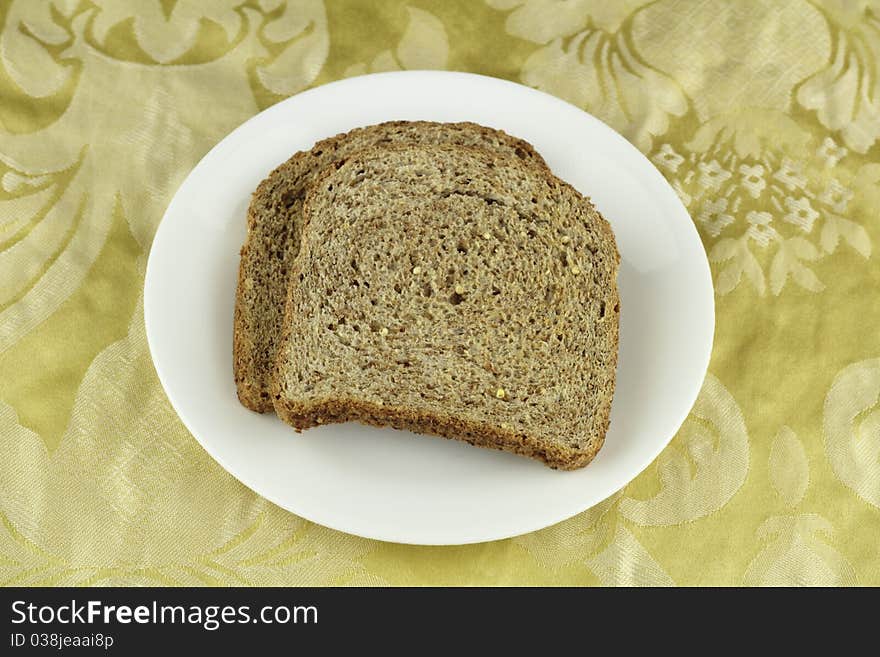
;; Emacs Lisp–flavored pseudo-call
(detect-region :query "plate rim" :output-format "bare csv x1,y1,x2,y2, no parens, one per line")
144,70,715,545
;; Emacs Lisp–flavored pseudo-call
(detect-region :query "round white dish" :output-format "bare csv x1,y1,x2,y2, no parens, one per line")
145,71,714,545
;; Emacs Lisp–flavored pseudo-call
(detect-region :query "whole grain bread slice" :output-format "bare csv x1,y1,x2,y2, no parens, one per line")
272,144,619,470
234,121,548,412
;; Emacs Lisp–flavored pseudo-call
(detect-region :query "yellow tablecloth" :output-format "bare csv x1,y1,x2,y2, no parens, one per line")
2,0,878,586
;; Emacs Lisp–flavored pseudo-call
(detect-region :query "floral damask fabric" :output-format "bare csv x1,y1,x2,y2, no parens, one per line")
1,0,878,586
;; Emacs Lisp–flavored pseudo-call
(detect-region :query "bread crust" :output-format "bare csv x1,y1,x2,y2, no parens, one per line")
274,396,602,470
234,121,551,412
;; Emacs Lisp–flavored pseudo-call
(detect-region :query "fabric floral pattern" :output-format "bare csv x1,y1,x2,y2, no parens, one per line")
343,7,449,77
797,0,880,153
1,0,879,586
650,136,873,296
486,0,687,151
743,427,856,586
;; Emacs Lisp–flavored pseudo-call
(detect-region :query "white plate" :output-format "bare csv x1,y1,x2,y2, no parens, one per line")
145,71,713,545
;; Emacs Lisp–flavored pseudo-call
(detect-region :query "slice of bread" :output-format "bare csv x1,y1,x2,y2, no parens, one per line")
234,121,548,412
272,144,620,470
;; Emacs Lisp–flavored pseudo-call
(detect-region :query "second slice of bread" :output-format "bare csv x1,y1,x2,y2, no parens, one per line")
272,144,620,470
